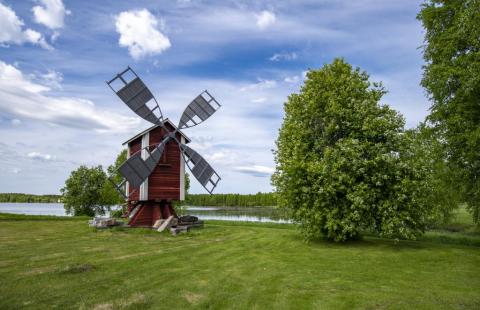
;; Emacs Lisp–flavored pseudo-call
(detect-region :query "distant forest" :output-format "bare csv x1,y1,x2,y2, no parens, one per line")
0,192,277,207
185,192,277,207
0,193,62,203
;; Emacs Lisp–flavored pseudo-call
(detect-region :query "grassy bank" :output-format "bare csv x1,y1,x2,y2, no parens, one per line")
0,213,479,309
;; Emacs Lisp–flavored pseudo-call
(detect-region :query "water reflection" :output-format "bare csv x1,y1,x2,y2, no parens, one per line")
181,206,291,223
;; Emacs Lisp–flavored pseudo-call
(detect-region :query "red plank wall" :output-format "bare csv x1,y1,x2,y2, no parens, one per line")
148,123,181,200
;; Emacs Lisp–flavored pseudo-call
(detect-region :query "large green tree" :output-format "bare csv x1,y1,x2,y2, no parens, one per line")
61,165,111,216
272,58,432,242
418,0,480,223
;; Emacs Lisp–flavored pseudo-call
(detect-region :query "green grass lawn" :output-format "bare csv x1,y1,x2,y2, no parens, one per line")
0,213,479,309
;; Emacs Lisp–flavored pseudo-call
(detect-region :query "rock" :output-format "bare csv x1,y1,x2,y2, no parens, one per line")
170,226,189,236
89,217,120,228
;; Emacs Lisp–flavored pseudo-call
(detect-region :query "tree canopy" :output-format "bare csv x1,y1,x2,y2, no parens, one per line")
417,0,480,223
272,58,433,242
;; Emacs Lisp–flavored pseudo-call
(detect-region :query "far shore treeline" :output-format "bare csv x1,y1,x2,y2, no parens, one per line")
0,192,277,207
183,192,277,207
0,193,62,203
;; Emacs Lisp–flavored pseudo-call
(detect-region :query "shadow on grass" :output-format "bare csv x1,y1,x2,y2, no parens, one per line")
293,230,480,251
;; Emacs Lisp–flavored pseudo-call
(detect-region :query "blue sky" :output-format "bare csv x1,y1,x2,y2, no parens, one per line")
0,0,430,195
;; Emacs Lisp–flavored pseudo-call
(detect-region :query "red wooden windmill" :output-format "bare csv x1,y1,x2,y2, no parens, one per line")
107,67,221,227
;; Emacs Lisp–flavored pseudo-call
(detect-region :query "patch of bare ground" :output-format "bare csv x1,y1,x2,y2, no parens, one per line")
22,266,57,276
184,292,204,305
86,293,148,310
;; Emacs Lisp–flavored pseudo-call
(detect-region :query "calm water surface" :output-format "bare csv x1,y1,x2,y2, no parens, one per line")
0,203,291,223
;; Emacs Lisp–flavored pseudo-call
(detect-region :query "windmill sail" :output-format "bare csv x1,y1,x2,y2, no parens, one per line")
181,144,220,193
178,91,221,129
107,67,163,125
118,153,147,189
118,139,168,189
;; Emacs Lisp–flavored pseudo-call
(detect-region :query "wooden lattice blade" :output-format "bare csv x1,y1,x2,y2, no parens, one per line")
107,67,163,125
178,91,221,129
180,144,220,193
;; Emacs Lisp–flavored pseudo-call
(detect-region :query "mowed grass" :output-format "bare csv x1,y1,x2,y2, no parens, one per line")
0,213,479,309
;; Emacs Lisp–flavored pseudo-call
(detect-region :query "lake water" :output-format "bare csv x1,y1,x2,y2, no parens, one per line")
0,203,291,223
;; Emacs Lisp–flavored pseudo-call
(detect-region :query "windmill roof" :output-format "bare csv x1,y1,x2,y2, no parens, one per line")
122,119,191,145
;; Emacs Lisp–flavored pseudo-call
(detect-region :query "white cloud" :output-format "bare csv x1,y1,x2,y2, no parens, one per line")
27,151,55,161
39,70,63,89
0,60,139,133
251,97,267,103
32,0,70,29
256,10,276,29
234,165,274,177
284,75,300,84
269,52,297,61
0,3,25,44
23,29,50,49
240,79,277,91
12,167,21,174
115,9,171,60
205,150,238,165
50,31,60,42
11,119,21,126
0,3,52,50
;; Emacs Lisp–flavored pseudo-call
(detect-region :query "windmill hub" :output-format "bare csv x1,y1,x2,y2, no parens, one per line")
106,67,222,228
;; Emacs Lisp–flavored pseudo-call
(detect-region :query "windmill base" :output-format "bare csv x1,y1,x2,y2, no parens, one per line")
127,200,177,227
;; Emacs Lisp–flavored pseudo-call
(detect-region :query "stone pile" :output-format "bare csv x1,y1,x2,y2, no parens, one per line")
88,217,121,228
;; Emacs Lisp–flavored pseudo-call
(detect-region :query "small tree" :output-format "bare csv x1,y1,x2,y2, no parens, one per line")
61,165,111,216
272,58,432,242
